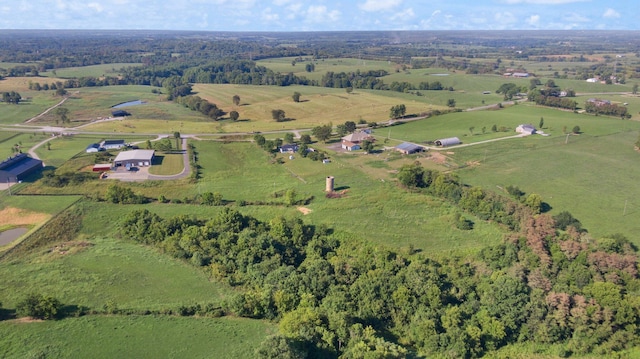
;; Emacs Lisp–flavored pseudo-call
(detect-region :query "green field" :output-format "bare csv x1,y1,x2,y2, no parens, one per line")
0,315,272,359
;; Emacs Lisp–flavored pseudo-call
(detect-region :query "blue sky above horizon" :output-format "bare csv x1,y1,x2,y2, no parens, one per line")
0,0,636,31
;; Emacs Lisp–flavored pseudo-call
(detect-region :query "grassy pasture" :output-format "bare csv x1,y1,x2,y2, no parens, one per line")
0,235,224,311
0,131,50,158
0,316,271,359
258,57,397,82
40,63,141,78
455,128,640,241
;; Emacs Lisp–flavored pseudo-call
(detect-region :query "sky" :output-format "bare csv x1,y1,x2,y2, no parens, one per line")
0,0,637,32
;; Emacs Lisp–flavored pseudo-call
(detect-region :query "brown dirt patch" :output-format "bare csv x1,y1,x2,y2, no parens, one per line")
0,207,49,226
428,152,449,164
50,241,93,256
297,207,312,215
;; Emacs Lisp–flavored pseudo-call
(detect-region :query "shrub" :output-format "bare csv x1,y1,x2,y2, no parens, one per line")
16,293,62,320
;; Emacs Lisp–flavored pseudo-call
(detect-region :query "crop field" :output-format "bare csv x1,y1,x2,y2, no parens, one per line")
40,63,141,78
0,315,271,359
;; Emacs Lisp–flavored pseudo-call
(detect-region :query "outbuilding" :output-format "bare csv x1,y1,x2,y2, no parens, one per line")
86,143,101,153
101,139,126,150
435,137,461,147
279,144,299,153
516,124,536,135
395,142,424,154
113,150,155,168
0,153,44,183
92,164,112,172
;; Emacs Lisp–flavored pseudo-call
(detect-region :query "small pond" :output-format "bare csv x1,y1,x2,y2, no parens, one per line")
0,227,29,246
112,100,145,109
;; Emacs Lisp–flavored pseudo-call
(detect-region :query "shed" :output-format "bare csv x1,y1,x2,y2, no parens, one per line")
395,142,424,154
113,150,155,168
0,153,44,183
86,143,101,153
101,139,126,150
435,137,461,147
93,164,112,172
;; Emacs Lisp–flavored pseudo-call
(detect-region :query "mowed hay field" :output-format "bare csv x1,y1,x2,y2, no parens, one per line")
0,77,63,125
191,84,446,131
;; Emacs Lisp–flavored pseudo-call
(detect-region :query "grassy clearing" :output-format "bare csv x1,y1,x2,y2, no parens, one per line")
0,235,224,310
40,63,141,78
0,316,272,359
148,153,184,175
455,128,640,241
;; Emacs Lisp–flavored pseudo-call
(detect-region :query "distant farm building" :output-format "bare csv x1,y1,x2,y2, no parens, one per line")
395,142,424,154
341,131,373,151
85,143,101,153
279,144,299,153
0,153,44,183
587,98,612,107
113,150,155,168
435,137,461,147
101,139,126,150
516,124,537,135
111,110,131,117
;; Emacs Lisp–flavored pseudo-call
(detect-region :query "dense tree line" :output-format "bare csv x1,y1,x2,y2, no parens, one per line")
119,183,640,358
528,89,578,110
584,101,630,118
1,91,21,104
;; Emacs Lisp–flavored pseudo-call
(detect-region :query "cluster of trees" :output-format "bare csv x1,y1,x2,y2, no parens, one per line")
1,91,21,104
417,81,447,91
119,196,640,358
528,90,578,110
496,83,526,100
319,70,388,89
311,124,333,143
389,104,406,119
16,293,62,320
105,184,148,204
584,101,630,118
174,95,224,120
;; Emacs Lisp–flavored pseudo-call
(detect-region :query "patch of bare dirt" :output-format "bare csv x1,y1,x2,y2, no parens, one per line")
0,208,49,226
428,152,448,164
297,207,313,215
50,241,93,256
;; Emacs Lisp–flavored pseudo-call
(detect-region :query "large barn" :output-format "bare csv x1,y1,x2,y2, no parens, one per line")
395,142,424,154
113,150,155,168
0,153,44,183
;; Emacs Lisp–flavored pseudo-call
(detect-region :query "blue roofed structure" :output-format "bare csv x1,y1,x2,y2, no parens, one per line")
395,142,424,154
0,153,44,183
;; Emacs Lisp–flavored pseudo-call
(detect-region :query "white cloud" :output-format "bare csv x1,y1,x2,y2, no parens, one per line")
306,5,340,23
603,8,620,19
564,12,590,22
390,8,415,21
262,7,280,22
359,0,402,12
527,14,540,25
273,0,293,5
502,0,589,4
87,3,104,12
494,11,517,26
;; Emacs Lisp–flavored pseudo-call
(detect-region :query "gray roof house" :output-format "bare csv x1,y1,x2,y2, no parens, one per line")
516,124,536,135
101,139,126,150
113,150,155,168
